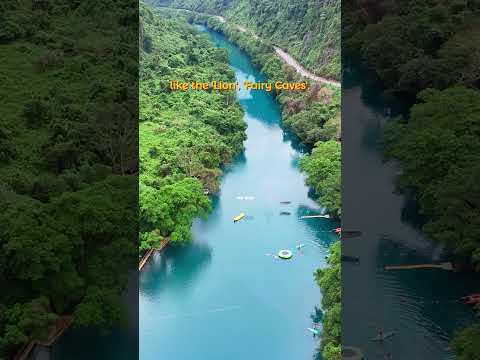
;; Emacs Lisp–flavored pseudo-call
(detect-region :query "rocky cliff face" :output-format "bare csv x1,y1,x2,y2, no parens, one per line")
147,0,340,79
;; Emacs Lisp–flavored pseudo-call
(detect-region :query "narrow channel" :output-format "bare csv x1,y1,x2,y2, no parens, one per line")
139,25,338,360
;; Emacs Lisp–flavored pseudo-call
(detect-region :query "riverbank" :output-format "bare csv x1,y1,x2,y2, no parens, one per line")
139,4,247,252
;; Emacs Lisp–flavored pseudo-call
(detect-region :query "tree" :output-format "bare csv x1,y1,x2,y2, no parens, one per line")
140,178,211,245
315,241,341,360
301,140,341,216
452,324,480,360
383,87,480,266
0,297,57,354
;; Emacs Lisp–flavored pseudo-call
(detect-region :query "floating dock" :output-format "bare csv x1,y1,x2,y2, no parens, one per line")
300,214,330,219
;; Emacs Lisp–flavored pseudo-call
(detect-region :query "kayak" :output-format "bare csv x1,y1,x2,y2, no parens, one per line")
372,331,395,342
307,328,320,336
233,212,246,222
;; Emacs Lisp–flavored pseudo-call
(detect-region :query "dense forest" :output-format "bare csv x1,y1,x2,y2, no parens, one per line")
344,0,480,101
344,0,480,357
301,141,341,218
139,5,246,251
149,0,340,80
0,0,137,357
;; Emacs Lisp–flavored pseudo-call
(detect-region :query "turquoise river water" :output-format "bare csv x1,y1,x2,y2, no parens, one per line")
138,25,338,360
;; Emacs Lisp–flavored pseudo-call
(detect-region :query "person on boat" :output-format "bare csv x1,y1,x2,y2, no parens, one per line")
296,244,305,254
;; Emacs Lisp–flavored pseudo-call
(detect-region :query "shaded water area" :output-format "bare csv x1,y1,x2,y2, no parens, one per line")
139,25,338,360
52,272,139,359
342,65,479,359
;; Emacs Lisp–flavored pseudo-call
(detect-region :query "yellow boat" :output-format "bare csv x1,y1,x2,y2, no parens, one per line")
233,212,246,222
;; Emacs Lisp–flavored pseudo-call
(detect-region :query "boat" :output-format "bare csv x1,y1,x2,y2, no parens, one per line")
280,201,291,204
280,211,291,215
307,328,320,336
371,331,395,342
233,212,246,222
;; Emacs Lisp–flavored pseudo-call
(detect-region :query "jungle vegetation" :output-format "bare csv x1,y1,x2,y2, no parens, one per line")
344,0,480,101
139,5,246,251
301,140,341,218
315,241,341,360
345,0,480,268
0,0,137,357
150,0,340,79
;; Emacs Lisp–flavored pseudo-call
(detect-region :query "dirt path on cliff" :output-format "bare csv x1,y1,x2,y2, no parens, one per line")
215,16,340,87
273,47,340,87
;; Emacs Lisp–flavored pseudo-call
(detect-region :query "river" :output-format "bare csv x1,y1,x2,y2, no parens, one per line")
138,25,338,360
342,65,480,359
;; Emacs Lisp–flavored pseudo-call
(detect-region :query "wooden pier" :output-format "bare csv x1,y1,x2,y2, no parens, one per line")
139,237,170,271
14,316,73,360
